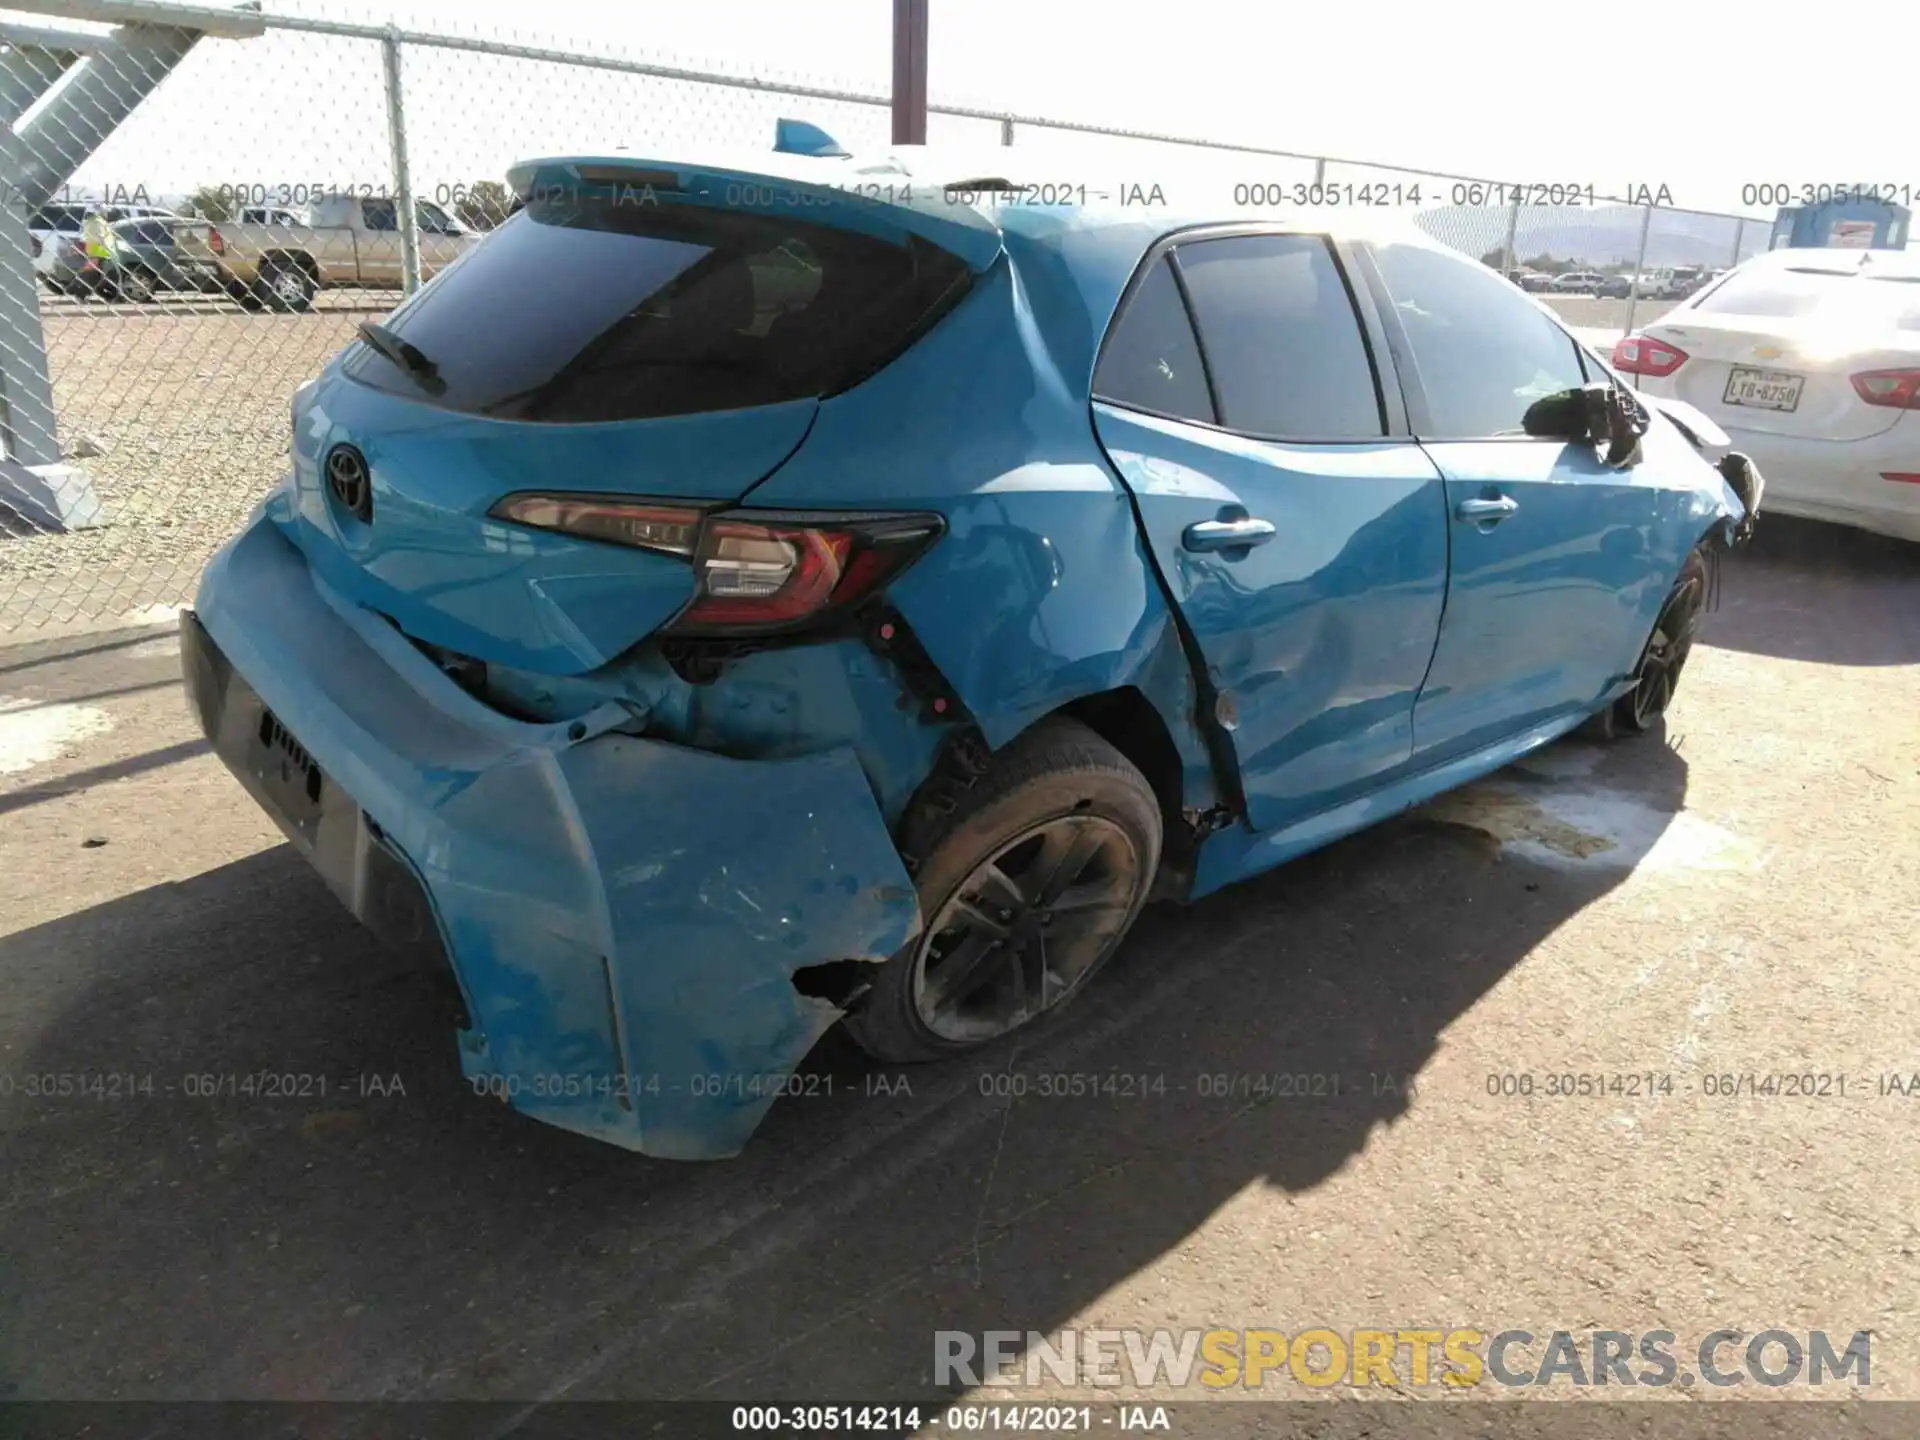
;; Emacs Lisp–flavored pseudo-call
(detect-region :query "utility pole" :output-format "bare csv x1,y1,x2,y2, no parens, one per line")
891,0,928,145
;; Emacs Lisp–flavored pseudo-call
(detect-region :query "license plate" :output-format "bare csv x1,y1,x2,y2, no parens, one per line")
247,705,326,831
1723,367,1803,412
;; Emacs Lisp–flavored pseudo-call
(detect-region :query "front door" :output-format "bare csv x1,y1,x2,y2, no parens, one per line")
1353,238,1666,763
1091,232,1450,834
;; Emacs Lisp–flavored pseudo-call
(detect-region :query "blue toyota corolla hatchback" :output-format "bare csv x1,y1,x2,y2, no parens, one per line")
182,137,1761,1159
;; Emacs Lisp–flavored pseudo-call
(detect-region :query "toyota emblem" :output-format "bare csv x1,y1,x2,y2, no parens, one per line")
325,444,372,523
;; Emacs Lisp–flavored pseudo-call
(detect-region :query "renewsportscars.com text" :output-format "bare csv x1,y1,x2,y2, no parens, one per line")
935,1327,1871,1390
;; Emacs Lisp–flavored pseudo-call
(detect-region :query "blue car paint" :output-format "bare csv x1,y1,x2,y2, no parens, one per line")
1411,438,1678,764
287,375,818,675
1191,707,1616,898
1092,406,1452,834
742,230,1223,809
476,637,952,829
193,509,920,1160
183,158,1754,1159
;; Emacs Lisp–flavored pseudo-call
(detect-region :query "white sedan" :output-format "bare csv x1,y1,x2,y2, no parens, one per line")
1612,247,1920,543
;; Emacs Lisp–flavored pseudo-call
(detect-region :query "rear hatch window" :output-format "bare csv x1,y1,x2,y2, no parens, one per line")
342,191,972,423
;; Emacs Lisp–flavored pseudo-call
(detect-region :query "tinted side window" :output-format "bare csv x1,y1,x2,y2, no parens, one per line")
1092,257,1215,424
1371,240,1587,437
361,199,397,232
1173,234,1383,439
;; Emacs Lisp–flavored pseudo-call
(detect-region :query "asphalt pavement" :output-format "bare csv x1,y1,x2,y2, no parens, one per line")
1,516,1917,1429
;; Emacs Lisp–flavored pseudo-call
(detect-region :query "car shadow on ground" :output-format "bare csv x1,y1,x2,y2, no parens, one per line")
1704,515,1920,666
0,720,1689,1410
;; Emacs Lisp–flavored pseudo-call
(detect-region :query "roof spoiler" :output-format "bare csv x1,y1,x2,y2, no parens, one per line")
772,119,850,158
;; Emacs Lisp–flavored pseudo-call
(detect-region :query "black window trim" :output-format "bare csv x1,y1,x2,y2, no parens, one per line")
1091,221,1409,445
1349,237,1595,445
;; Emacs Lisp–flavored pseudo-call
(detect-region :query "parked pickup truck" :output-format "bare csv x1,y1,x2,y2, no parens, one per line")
180,193,477,311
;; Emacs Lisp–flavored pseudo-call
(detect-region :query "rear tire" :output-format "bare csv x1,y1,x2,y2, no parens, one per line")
1581,547,1709,740
843,718,1163,1065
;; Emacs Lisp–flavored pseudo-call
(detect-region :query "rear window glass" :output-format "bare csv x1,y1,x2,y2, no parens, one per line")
344,192,973,423
1692,265,1920,322
121,220,176,245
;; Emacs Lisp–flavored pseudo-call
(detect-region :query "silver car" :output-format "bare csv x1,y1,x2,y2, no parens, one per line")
31,200,179,296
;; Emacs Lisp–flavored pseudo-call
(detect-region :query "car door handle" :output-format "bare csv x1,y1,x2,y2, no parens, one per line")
1183,517,1277,552
1454,496,1519,524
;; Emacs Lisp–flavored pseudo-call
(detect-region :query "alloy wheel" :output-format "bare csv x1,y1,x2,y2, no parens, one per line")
910,813,1141,1044
1631,575,1704,727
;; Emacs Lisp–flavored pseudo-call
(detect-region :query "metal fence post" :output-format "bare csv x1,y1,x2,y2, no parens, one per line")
1000,115,1013,146
0,143,62,470
1729,217,1746,268
1623,202,1654,337
381,25,421,295
1501,193,1520,275
1311,156,1326,190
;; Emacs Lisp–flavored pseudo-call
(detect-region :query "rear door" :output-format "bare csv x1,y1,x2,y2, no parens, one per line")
1091,229,1450,835
1354,238,1666,763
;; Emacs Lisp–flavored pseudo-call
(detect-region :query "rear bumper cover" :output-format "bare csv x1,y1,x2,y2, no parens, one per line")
1714,424,1919,541
185,511,921,1159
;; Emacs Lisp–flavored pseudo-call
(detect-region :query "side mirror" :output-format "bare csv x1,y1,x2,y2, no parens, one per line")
1521,382,1647,468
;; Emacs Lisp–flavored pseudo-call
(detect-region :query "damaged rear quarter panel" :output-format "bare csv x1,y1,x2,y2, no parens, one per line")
193,517,922,1161
467,736,923,1159
740,227,1223,811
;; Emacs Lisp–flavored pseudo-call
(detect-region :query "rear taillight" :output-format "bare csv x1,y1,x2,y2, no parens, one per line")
1612,335,1689,378
487,495,943,636
488,494,705,554
1850,369,1920,410
207,226,225,255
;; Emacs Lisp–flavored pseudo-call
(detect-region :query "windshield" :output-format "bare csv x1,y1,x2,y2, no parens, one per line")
343,189,972,423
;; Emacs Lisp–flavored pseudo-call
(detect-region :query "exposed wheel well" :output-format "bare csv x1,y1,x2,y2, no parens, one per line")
260,250,318,279
1054,687,1194,895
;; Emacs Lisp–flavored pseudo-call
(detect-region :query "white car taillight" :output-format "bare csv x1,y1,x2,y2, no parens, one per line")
1612,335,1689,378
1851,369,1920,410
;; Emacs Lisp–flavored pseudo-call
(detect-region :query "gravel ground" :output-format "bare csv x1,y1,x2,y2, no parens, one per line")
0,291,1678,635
0,290,397,631
0,516,1916,1429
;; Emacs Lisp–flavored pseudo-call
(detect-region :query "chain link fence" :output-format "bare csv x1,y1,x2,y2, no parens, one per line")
0,3,1774,633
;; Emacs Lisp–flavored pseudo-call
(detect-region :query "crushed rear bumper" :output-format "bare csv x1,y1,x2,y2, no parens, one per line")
183,511,921,1159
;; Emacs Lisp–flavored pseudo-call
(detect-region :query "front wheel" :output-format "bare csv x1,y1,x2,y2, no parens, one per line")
843,718,1163,1064
1583,548,1709,740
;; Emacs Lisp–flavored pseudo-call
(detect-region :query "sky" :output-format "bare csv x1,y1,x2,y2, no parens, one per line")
5,0,1913,223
